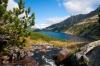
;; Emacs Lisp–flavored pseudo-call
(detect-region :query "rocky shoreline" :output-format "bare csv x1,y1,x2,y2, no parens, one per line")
0,45,36,66
0,44,61,66
0,40,100,66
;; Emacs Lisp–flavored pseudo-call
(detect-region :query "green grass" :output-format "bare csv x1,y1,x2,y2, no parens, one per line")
25,31,87,56
30,32,66,42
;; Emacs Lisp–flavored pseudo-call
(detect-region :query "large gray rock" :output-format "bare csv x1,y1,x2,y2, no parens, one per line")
71,40,100,66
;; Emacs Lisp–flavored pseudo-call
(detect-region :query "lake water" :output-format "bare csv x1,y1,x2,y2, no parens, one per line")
40,31,94,42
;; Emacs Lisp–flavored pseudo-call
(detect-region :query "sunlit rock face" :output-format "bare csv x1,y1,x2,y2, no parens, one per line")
71,40,100,66
55,48,71,66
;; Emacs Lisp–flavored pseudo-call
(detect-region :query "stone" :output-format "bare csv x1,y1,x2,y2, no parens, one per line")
22,56,37,66
56,48,71,65
27,51,34,57
44,44,53,50
2,60,9,64
2,56,9,61
30,48,35,52
39,49,46,54
71,40,100,66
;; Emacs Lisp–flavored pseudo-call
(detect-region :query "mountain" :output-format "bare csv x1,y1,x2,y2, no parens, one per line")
44,7,99,32
65,15,100,39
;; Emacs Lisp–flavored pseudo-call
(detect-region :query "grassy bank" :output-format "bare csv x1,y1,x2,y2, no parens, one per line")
25,32,87,53
30,32,66,42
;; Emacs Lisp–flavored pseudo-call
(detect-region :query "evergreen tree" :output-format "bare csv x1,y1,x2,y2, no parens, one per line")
0,0,35,50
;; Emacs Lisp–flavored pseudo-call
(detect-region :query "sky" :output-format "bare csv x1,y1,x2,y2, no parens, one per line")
7,0,100,29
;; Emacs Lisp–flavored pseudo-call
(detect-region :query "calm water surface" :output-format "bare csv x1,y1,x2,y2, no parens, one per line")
40,31,94,42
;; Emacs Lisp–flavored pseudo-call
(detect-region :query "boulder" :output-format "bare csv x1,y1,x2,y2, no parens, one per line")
56,48,71,66
22,56,37,66
43,44,54,50
71,40,100,66
2,60,9,64
1,56,9,61
27,51,34,57
39,49,46,54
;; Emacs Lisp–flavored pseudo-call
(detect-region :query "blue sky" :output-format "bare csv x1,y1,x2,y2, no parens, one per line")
7,0,100,29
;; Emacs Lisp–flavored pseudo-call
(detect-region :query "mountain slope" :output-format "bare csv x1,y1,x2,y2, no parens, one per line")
45,7,99,32
65,15,100,39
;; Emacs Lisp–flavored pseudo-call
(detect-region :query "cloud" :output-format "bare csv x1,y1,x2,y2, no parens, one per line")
63,0,100,15
32,16,69,29
18,12,30,19
56,0,61,7
31,23,50,29
46,16,69,25
7,0,31,19
7,0,18,11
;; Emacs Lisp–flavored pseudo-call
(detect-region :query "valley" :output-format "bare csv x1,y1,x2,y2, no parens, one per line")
0,0,100,65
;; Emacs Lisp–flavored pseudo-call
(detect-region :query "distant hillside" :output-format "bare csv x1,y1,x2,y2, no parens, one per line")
44,7,99,32
65,15,100,39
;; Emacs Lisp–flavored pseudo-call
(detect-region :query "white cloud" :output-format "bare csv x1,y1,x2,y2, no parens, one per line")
46,16,69,25
32,16,69,29
18,12,30,19
7,0,30,19
31,24,49,29
56,0,61,7
7,0,18,11
63,0,100,15
31,24,41,29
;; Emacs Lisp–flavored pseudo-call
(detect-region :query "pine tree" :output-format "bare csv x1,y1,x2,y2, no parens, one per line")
0,0,35,50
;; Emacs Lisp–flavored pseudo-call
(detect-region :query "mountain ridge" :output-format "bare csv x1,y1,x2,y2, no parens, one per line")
44,7,99,32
